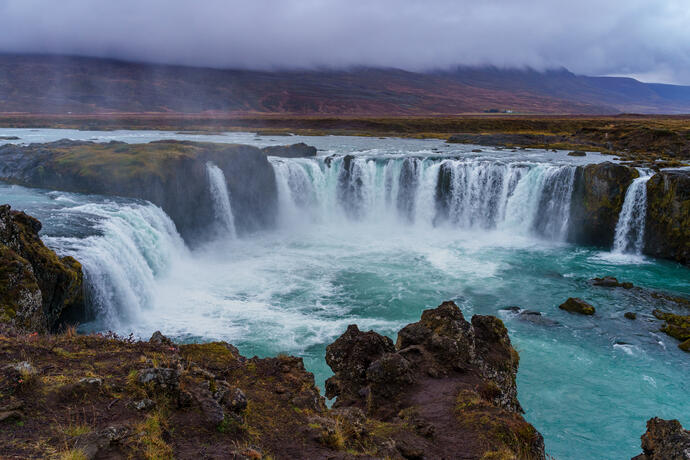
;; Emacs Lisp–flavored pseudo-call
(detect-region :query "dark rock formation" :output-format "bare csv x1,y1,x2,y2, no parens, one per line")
633,417,690,460
0,140,311,242
568,150,587,156
592,276,633,289
261,142,316,158
653,310,690,352
326,301,544,459
644,169,690,265
559,298,596,315
0,205,84,332
568,162,638,247
625,312,637,320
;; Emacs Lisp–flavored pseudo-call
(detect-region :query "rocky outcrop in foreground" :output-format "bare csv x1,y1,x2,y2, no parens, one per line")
0,301,545,459
0,205,83,332
633,417,690,460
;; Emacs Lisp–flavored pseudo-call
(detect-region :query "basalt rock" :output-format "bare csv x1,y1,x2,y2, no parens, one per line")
652,310,690,352
644,170,690,266
568,162,639,248
633,417,690,460
592,276,633,289
261,142,317,158
0,205,84,332
559,297,596,315
0,140,286,242
328,301,523,415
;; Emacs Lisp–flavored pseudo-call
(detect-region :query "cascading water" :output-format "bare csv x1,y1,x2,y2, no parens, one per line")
206,162,237,239
270,155,576,240
613,171,652,254
44,202,186,328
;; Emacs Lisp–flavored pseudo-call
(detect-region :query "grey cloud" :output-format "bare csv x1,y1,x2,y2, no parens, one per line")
1,0,689,83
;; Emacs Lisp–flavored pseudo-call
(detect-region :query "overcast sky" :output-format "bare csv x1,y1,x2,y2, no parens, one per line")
1,0,689,84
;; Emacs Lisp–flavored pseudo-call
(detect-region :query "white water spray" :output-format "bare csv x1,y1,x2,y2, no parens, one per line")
613,171,652,254
206,162,237,239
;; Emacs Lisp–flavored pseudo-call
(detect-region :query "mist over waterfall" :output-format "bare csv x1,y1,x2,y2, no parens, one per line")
613,171,652,254
206,162,237,239
269,155,576,240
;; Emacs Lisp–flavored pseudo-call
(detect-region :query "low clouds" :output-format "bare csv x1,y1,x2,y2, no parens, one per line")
1,0,689,83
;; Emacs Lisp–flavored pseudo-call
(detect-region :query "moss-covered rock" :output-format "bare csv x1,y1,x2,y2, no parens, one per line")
558,298,596,315
0,205,84,332
568,162,639,247
653,310,690,352
644,170,690,265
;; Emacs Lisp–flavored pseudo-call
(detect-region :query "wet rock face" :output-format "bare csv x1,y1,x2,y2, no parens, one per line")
0,205,84,332
633,417,690,460
326,301,522,415
644,170,690,266
568,162,638,248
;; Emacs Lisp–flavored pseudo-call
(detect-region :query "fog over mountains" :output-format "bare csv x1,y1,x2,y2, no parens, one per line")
1,54,690,115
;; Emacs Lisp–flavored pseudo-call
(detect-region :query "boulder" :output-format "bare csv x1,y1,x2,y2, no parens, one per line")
653,310,690,352
633,417,690,460
568,162,639,247
625,312,637,320
559,298,596,315
644,170,690,265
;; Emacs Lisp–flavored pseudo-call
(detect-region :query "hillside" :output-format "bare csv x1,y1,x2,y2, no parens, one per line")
2,54,690,115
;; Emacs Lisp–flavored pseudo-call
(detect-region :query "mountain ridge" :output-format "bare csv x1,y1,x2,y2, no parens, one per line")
1,54,689,115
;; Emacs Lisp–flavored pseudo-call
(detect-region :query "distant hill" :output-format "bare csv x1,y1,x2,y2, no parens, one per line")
0,54,689,115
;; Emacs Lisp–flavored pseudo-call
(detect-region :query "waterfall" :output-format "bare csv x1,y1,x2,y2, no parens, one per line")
612,171,652,254
270,155,578,240
206,162,237,239
44,202,187,328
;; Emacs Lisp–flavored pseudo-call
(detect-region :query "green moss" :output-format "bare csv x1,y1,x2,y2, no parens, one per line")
179,342,237,369
653,310,690,342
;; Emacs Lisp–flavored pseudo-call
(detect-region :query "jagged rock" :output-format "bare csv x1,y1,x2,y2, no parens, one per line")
137,367,180,391
149,330,173,346
133,398,155,411
644,170,690,266
261,142,317,158
187,380,225,426
325,324,395,405
568,162,639,247
73,425,129,460
0,205,84,332
633,417,690,460
219,386,247,413
559,297,596,315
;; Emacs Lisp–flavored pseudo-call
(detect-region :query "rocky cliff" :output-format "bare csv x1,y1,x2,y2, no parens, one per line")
0,300,545,459
645,169,690,265
633,417,690,460
0,140,313,243
568,162,639,248
0,205,84,332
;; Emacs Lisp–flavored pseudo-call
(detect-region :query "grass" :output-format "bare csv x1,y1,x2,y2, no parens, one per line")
134,411,174,460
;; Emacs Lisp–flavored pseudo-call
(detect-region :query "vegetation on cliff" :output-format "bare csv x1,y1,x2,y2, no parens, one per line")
0,205,83,332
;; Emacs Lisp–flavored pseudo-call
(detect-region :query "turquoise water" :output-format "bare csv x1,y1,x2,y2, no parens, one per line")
1,129,689,459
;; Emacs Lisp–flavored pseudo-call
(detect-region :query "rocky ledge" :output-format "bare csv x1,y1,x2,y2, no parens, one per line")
0,205,84,332
0,140,316,243
633,417,690,460
0,300,545,459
